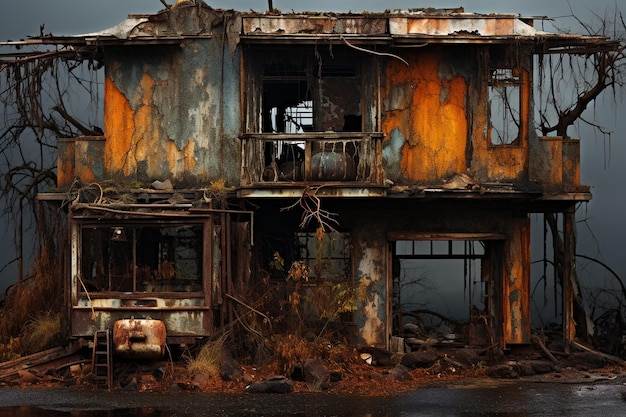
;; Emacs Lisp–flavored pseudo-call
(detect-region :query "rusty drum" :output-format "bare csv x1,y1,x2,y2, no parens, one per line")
113,318,167,360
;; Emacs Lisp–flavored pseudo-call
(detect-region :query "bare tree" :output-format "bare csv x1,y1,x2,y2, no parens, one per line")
535,6,626,342
0,42,101,279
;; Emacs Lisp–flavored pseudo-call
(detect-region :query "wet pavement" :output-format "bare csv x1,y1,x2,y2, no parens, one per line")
1,380,625,416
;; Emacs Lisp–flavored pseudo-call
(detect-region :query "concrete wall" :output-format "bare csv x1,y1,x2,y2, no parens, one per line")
102,38,241,187
345,203,531,348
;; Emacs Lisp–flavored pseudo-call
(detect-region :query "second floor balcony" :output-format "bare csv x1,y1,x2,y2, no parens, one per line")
239,132,386,198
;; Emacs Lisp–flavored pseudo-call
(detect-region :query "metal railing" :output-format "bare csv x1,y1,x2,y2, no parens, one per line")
240,132,384,186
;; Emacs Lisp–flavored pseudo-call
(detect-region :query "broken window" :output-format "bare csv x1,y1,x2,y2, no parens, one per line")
80,224,204,293
260,55,361,134
295,231,352,281
247,47,372,183
488,68,522,145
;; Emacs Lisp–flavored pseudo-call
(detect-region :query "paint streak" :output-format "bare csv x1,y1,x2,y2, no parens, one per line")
104,75,136,177
356,242,386,346
361,293,383,346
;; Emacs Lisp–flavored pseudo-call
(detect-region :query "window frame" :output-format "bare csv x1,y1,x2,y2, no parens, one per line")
76,220,209,296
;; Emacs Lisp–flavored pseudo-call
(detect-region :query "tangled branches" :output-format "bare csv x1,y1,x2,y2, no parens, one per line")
0,43,101,280
537,6,626,138
281,186,339,232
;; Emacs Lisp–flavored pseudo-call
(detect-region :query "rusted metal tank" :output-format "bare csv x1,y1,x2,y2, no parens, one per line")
308,152,357,181
113,318,166,360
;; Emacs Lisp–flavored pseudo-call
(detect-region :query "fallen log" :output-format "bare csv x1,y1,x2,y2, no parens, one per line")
571,340,626,367
531,335,560,365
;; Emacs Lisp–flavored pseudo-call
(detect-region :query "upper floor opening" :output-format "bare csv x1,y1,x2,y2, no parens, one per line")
240,45,385,194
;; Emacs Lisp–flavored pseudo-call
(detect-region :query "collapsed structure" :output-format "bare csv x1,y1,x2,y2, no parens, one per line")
11,2,616,361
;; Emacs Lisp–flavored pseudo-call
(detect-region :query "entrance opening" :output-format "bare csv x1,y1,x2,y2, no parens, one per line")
392,239,493,349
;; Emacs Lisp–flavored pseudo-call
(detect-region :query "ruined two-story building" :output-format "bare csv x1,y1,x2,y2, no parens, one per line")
31,1,611,357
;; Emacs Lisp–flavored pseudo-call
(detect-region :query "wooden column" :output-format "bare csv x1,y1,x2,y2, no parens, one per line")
563,209,577,346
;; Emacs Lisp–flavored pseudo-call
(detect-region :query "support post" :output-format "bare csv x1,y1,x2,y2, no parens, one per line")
562,209,576,347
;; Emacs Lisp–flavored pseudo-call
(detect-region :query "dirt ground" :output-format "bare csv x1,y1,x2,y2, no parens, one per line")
4,342,624,395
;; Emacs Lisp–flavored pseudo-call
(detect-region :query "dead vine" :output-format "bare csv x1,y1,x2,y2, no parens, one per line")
281,186,339,232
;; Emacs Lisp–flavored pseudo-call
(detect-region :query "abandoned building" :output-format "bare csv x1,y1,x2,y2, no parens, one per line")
19,2,615,363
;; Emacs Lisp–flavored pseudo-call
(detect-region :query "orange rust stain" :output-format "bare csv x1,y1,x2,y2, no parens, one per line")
104,76,136,176
57,141,75,188
165,139,197,176
133,74,162,176
104,73,200,181
473,68,530,182
382,52,467,183
502,218,531,345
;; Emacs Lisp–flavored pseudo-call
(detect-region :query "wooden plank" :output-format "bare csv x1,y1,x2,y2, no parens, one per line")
0,346,80,381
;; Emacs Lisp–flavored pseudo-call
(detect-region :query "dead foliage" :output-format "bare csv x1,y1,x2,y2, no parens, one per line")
0,232,66,356
185,333,229,378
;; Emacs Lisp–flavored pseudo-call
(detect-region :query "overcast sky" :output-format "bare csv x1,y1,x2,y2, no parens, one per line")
1,0,624,299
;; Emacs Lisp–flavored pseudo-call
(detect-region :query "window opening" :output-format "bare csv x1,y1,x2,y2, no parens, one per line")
80,224,204,293
489,68,522,145
295,231,351,281
255,49,368,183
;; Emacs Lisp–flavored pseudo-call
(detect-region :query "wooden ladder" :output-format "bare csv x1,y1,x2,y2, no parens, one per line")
92,330,113,390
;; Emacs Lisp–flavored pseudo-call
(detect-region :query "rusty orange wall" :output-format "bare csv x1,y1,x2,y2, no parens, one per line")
57,139,76,188
380,48,534,186
103,74,198,180
100,41,241,187
501,217,531,345
381,51,468,184
103,75,136,178
471,68,530,182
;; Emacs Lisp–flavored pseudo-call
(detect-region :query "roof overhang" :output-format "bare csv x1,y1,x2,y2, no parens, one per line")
1,8,614,54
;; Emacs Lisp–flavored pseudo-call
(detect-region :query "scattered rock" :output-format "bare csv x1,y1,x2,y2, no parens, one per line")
400,351,440,369
17,370,39,385
517,361,536,376
246,375,294,393
303,358,330,390
403,323,421,335
220,348,242,381
358,346,398,366
387,364,412,381
191,372,212,389
486,364,519,379
525,360,556,375
452,349,481,367
121,376,139,391
151,179,173,190
566,352,606,371
330,370,342,382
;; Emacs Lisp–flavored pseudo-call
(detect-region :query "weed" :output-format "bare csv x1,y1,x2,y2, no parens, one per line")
22,311,61,352
185,333,228,377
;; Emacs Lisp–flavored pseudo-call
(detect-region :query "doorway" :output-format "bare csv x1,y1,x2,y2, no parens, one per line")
390,235,504,350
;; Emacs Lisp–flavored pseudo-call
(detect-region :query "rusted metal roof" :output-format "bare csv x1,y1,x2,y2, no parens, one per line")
0,5,613,54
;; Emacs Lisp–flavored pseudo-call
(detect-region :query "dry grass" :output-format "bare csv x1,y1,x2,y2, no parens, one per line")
0,236,65,356
185,333,228,377
0,337,22,362
22,311,61,352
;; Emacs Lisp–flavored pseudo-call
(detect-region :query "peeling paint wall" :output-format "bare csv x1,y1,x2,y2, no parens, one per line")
380,46,540,186
381,49,468,184
345,204,532,348
103,37,241,187
352,225,387,347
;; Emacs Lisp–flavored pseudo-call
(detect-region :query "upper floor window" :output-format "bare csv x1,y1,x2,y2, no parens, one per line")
488,68,522,146
253,47,363,134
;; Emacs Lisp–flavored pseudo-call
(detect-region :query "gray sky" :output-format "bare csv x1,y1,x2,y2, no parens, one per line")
1,0,624,300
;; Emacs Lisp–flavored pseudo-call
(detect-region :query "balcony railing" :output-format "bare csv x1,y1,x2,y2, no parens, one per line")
240,132,385,187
